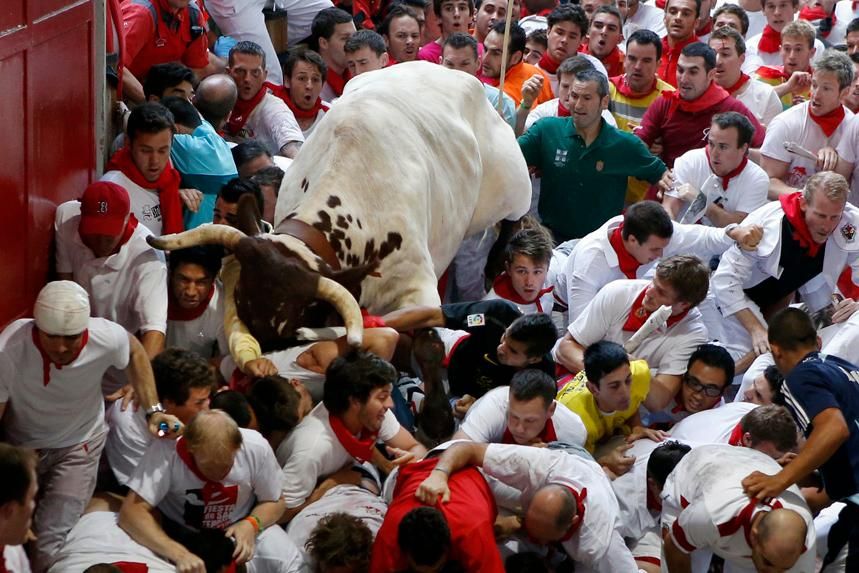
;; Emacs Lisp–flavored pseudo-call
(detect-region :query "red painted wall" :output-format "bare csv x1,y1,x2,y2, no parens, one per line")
0,0,97,328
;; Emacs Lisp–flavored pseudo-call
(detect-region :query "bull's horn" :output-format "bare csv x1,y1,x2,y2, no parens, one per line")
146,225,246,251
315,277,364,347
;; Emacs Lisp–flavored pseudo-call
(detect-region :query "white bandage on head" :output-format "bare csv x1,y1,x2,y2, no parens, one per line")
33,281,91,336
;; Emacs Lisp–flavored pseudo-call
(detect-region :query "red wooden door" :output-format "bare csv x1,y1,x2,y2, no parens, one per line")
0,0,97,327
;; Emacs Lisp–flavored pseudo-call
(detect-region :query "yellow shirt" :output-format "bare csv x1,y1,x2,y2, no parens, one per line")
556,360,651,453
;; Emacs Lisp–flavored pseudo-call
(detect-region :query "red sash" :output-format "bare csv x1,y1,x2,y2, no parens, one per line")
111,563,149,573
329,412,377,462
799,5,835,38
269,84,330,119
326,68,349,97
167,281,215,321
809,104,846,138
539,52,561,75
491,273,553,311
705,146,749,190
758,25,781,54
727,421,744,446
609,223,641,279
622,288,689,332
558,100,571,117
780,192,824,257
559,486,588,541
225,82,271,135
31,327,89,386
610,74,657,98
106,147,183,235
755,65,789,81
176,438,236,513
663,81,730,120
501,418,557,445
725,73,750,95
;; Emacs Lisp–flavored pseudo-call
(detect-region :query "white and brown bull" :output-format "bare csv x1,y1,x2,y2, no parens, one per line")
148,62,531,355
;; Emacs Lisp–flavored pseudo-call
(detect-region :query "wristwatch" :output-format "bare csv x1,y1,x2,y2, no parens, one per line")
144,403,166,420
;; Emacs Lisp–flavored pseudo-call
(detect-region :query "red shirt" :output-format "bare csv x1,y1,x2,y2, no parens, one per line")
370,458,504,573
658,35,698,88
121,0,209,79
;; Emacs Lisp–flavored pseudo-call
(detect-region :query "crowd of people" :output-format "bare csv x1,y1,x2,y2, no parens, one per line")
2,0,859,571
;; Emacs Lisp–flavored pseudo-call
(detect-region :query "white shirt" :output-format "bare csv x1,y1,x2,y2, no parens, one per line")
834,114,859,206
128,428,282,529
483,443,637,571
743,35,825,73
105,400,153,485
54,200,168,337
525,98,617,131
2,545,30,573
624,3,666,39
245,92,305,157
459,386,588,446
714,0,767,39
670,147,770,225
831,1,859,44
669,401,758,443
562,217,734,319
100,170,163,236
0,318,128,449
662,445,816,571
566,279,709,376
277,402,401,508
166,280,227,359
733,75,783,126
760,102,854,189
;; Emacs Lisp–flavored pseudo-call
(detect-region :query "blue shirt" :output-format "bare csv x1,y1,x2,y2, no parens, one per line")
781,351,859,500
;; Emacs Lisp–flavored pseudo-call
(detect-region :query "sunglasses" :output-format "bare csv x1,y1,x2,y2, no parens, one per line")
683,373,723,398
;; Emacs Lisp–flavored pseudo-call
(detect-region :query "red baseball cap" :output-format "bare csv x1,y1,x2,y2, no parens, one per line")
78,181,131,237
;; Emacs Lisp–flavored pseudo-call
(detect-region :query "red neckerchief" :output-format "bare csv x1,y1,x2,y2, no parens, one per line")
663,81,730,120
558,100,571,117
660,35,698,74
809,104,846,138
329,412,377,462
656,0,665,7
799,5,835,38
106,147,183,235
491,272,553,311
268,83,330,120
646,486,662,512
780,192,824,257
326,68,349,97
727,421,745,446
755,65,789,81
559,486,588,541
502,418,557,445
705,146,749,190
111,563,149,573
167,282,215,322
609,223,641,279
671,394,688,414
539,51,561,74
31,327,89,386
696,19,713,37
600,47,625,77
622,287,690,332
758,25,781,54
225,82,272,135
838,265,859,300
176,437,235,507
725,72,750,95
610,74,657,98
718,497,783,546
0,548,6,573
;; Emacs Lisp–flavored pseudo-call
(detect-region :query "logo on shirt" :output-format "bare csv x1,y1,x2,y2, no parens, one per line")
183,484,239,529
141,204,162,222
595,160,604,172
554,148,568,167
466,313,485,327
841,222,856,242
786,166,809,189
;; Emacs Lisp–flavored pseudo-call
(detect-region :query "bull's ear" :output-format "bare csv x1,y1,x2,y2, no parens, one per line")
236,194,262,236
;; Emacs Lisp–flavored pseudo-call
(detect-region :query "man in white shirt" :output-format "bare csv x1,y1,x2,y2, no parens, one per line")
120,410,304,573
744,0,825,72
619,0,666,40
0,444,37,573
224,41,304,158
455,369,587,447
666,112,770,226
662,444,816,572
106,348,215,486
557,256,712,413
715,0,767,39
0,281,179,571
709,27,782,125
54,182,168,372
416,441,639,572
277,351,426,523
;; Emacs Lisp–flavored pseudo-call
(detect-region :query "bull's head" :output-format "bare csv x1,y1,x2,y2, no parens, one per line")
146,224,365,350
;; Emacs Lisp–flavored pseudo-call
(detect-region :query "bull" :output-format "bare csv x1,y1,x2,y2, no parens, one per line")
147,62,531,358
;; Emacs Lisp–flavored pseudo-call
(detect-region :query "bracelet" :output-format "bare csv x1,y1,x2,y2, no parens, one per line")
519,101,533,111
244,514,262,534
432,467,450,476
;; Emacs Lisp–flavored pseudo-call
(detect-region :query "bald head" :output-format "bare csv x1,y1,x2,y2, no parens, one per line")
753,509,807,570
524,484,578,544
193,74,238,130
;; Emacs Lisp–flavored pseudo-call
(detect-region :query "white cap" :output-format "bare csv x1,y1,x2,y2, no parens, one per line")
33,281,91,335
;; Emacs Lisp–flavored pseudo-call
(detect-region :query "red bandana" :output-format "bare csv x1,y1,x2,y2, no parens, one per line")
696,20,713,37
326,68,349,97
809,104,846,138
838,265,859,300
663,81,730,120
609,223,641,279
176,437,237,511
168,282,215,322
780,192,824,257
725,72,750,95
705,146,748,190
755,65,789,81
646,485,663,512
610,74,657,98
799,5,835,38
727,421,745,446
106,147,183,235
622,288,689,332
269,83,330,120
558,100,571,117
502,418,557,445
539,51,562,75
559,486,588,541
329,412,377,462
31,327,89,386
582,44,625,77
491,273,553,311
225,82,272,136
111,563,149,573
758,25,782,54
0,549,6,573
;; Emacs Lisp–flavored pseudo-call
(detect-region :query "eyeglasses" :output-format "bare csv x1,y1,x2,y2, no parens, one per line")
683,373,723,397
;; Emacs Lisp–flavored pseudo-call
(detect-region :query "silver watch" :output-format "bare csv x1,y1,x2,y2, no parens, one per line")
144,403,166,420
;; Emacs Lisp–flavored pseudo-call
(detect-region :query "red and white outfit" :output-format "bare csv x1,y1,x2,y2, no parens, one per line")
525,98,617,130
166,280,227,360
99,170,165,236
276,402,402,508
483,272,556,315
0,317,130,569
726,73,783,126
669,402,758,444
761,102,853,189
482,443,637,572
835,115,859,207
269,86,330,139
831,0,859,42
225,86,305,156
742,30,825,74
662,445,816,572
458,386,588,446
560,216,736,321
128,429,304,572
